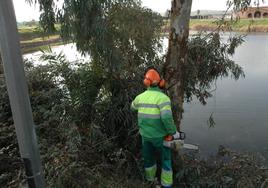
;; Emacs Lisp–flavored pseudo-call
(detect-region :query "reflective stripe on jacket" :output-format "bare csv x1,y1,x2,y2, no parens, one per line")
131,87,176,138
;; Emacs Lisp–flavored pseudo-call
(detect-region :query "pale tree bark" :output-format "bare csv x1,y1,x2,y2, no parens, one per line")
0,54,3,74
164,0,192,130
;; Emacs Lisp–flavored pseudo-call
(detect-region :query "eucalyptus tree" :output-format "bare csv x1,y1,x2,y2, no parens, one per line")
29,0,264,131
0,55,2,74
162,0,262,129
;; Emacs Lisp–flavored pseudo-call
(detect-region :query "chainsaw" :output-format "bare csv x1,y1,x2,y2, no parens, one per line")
163,131,199,151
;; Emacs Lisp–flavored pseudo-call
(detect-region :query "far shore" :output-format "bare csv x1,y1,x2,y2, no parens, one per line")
18,26,63,54
19,18,268,55
192,18,268,32
162,18,268,33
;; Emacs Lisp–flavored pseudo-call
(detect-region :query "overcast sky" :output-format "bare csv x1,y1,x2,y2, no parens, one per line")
13,0,268,22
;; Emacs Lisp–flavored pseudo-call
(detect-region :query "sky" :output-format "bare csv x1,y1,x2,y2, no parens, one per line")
13,0,268,22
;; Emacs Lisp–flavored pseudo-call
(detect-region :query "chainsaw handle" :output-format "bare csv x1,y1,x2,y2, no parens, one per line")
164,131,186,141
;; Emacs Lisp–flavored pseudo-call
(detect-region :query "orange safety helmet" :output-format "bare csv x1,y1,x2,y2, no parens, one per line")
143,68,165,88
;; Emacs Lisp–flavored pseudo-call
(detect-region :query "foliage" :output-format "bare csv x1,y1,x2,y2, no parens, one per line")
58,0,163,70
174,146,268,188
26,0,56,34
230,0,265,11
32,52,135,185
32,0,165,141
0,54,144,187
27,0,141,34
185,32,245,105
55,0,164,148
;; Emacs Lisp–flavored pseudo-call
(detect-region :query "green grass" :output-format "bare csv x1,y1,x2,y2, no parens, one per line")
190,19,217,25
20,35,60,44
18,25,62,54
189,18,268,32
163,18,268,32
22,41,64,54
189,18,268,26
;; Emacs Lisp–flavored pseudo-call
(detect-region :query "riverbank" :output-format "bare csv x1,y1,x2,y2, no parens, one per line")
20,19,268,55
18,26,62,54
162,18,268,33
190,18,268,32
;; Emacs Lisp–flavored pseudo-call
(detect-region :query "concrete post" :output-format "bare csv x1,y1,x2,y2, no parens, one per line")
0,0,45,187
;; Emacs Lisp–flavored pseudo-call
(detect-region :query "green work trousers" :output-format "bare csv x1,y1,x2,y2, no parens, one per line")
142,137,173,187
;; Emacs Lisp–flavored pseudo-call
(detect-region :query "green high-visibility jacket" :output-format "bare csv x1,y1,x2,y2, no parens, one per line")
131,87,176,138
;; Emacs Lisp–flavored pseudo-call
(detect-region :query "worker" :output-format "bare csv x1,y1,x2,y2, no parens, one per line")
131,68,180,188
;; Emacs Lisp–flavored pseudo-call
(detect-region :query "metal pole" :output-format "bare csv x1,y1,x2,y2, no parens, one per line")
0,1,45,187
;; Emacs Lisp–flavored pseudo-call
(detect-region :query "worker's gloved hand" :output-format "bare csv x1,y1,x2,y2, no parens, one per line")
172,131,186,140
172,131,181,139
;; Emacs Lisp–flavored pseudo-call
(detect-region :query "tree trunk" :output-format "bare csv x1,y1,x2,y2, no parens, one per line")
164,0,192,130
0,54,3,75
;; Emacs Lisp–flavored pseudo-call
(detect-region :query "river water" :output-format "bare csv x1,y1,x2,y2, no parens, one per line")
24,33,268,159
182,33,268,159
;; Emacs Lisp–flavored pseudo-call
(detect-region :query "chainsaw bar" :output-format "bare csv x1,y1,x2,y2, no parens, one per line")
182,143,199,150
163,140,199,151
